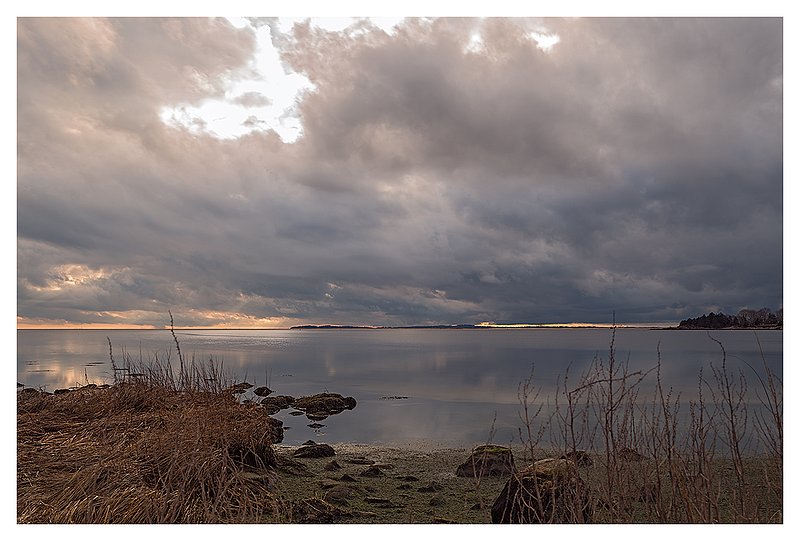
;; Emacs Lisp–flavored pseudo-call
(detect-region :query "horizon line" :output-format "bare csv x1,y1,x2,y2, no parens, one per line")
17,321,679,331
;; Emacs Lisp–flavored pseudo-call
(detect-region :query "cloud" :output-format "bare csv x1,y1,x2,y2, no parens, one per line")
17,17,782,327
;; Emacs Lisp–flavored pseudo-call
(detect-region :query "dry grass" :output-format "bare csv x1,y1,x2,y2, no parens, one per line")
511,328,783,523
17,380,283,523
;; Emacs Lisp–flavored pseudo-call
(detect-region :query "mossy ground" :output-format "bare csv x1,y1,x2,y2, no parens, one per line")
266,443,782,524
267,443,509,523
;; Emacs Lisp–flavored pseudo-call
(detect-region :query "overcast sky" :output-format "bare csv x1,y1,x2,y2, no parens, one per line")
16,17,782,328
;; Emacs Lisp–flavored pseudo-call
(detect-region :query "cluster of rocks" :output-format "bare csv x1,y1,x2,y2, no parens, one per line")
451,444,647,523
259,392,357,421
282,440,661,524
17,383,111,397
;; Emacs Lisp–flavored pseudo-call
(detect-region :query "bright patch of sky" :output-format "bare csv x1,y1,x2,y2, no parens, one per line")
530,31,560,51
466,31,484,54
159,17,404,143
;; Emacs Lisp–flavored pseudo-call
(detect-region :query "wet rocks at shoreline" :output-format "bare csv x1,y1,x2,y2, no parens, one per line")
292,393,358,421
260,395,296,415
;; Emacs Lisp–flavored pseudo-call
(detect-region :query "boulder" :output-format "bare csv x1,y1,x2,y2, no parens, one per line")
261,395,295,415
293,443,336,459
265,416,284,444
561,450,594,467
293,393,357,420
456,445,516,477
254,386,273,397
491,458,590,524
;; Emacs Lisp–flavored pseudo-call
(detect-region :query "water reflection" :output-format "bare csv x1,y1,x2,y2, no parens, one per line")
18,328,782,446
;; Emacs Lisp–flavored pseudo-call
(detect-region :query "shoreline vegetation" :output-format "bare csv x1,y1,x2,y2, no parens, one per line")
17,328,782,524
17,309,783,331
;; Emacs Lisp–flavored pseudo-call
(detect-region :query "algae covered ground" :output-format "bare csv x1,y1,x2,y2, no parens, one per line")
270,443,510,523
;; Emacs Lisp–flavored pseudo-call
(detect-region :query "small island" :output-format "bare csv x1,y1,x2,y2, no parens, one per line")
677,307,782,330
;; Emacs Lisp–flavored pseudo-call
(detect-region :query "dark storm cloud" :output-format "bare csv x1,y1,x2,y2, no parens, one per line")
17,17,782,327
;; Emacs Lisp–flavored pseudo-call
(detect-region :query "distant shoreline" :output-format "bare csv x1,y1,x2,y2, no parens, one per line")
17,324,783,331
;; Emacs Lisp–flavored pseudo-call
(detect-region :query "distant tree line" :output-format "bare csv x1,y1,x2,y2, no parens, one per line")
678,307,782,329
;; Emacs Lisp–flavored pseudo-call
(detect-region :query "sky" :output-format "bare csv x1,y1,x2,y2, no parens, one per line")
15,15,784,328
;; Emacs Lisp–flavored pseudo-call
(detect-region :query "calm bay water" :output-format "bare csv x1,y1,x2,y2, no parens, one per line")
17,328,782,447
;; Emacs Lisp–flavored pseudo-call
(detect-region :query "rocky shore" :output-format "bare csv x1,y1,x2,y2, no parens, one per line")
17,381,782,524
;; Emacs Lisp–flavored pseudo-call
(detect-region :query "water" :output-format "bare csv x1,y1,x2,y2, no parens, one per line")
17,328,782,448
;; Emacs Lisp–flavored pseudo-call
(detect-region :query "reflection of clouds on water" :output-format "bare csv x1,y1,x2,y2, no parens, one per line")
18,329,782,443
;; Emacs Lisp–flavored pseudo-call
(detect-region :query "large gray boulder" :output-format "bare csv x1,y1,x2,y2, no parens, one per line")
491,458,590,523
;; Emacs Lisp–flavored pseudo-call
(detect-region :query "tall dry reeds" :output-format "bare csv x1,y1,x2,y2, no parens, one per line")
510,328,782,523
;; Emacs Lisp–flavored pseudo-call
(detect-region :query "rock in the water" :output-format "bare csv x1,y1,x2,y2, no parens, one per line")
254,386,273,397
561,450,594,467
261,395,295,415
307,422,326,429
324,460,342,471
289,411,305,416
302,440,316,446
226,382,253,394
456,445,516,477
491,458,590,524
293,393,357,419
294,443,336,458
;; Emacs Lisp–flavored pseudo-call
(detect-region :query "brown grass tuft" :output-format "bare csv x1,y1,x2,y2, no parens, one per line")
17,382,283,523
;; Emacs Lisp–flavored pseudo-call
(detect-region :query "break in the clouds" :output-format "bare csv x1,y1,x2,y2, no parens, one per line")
17,17,782,328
